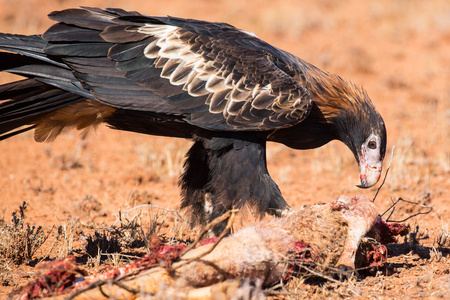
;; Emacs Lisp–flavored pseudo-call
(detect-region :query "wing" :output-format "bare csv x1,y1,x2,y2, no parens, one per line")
43,7,313,131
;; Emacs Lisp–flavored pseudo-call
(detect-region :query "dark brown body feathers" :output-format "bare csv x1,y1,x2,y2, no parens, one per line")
0,7,386,232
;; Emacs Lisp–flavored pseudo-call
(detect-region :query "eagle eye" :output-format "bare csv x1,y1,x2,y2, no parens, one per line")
368,140,377,149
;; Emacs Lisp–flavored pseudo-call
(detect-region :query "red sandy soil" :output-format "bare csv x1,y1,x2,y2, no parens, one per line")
0,0,449,298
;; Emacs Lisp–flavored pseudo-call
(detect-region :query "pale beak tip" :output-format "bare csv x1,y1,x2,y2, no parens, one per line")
356,184,370,189
358,171,381,189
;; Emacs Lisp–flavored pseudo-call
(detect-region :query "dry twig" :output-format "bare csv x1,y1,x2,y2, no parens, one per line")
66,210,238,299
373,146,395,202
300,265,360,297
176,209,238,268
112,203,183,227
382,197,433,222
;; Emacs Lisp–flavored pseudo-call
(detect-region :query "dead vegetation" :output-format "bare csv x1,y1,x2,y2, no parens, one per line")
0,189,448,299
0,0,449,298
0,147,448,299
0,202,50,266
3,196,446,300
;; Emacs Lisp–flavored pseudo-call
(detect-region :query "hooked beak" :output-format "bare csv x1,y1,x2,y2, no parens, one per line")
356,158,382,188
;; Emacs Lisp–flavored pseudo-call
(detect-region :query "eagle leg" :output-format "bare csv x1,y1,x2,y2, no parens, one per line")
180,137,290,234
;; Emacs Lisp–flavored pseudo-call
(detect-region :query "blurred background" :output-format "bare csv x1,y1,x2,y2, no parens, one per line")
0,0,448,227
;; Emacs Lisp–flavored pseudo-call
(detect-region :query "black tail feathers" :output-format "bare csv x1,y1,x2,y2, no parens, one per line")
0,34,88,140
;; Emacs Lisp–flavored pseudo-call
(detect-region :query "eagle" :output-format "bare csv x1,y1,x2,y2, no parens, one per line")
0,7,386,230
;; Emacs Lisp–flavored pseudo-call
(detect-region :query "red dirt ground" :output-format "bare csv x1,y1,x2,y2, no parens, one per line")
0,0,449,298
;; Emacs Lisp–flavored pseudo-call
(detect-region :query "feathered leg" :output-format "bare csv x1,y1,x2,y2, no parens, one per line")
180,137,290,234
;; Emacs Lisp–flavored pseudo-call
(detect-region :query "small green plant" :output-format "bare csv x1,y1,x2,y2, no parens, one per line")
0,202,48,265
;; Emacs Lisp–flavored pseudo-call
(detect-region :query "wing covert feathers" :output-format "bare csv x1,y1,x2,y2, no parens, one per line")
1,7,314,142
42,7,313,131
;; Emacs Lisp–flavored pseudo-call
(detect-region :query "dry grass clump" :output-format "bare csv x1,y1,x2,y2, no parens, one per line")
85,231,122,261
114,203,191,246
0,202,49,266
80,203,191,270
49,217,81,259
435,225,450,248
